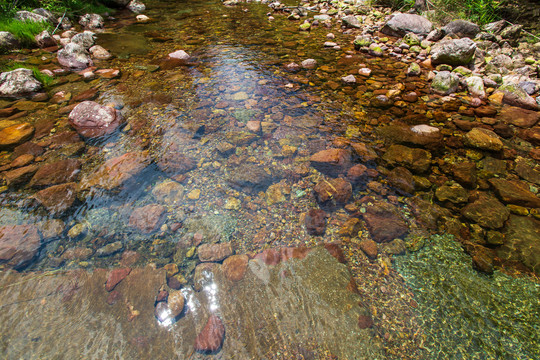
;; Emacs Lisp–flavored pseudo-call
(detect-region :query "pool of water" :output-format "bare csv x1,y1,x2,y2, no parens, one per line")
0,0,539,358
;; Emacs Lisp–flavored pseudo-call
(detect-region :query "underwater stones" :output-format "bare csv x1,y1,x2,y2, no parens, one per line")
34,182,77,215
380,124,442,148
0,224,41,268
347,164,368,183
152,180,184,205
500,106,539,128
370,95,393,108
105,267,131,291
359,239,378,259
194,315,225,353
265,183,286,205
435,183,468,204
314,178,352,205
81,151,150,191
198,243,233,262
78,13,104,29
0,123,34,149
452,162,477,188
431,38,476,66
465,128,503,152
442,20,480,38
128,204,166,233
222,254,249,281
310,148,351,175
499,215,540,273
156,146,196,177
2,164,39,187
68,101,124,138
431,71,459,95
168,290,185,318
301,59,317,69
284,62,301,72
0,69,42,99
381,13,432,37
57,42,93,69
489,179,540,208
29,159,81,188
226,163,274,192
388,166,415,194
305,208,327,236
96,241,123,257
363,203,408,243
461,192,509,229
382,144,431,173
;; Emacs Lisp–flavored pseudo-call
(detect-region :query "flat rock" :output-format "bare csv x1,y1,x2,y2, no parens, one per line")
0,123,34,149
105,268,132,291
0,224,41,268
1,164,39,187
461,192,509,229
222,254,249,281
168,290,185,318
128,204,166,233
381,13,432,37
465,128,503,151
29,159,81,188
313,178,352,204
363,202,408,243
382,144,431,173
499,215,540,273
198,243,233,262
305,208,327,235
489,178,540,208
34,182,78,215
310,148,351,176
194,315,225,353
500,106,539,128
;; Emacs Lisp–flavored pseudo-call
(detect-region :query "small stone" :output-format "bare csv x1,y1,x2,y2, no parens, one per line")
222,254,249,281
188,189,200,200
465,128,503,152
105,268,131,292
305,209,327,236
313,178,352,204
301,59,317,69
194,315,225,353
359,239,378,259
0,123,35,149
358,315,374,329
198,243,233,262
96,241,123,257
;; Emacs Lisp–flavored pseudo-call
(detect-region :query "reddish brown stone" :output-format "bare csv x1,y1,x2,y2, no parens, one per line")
314,178,352,204
359,239,378,259
222,254,249,281
324,243,346,263
310,148,352,175
12,142,44,158
68,101,124,138
106,290,122,305
500,106,539,128
489,178,540,208
198,243,233,262
9,154,34,168
0,107,17,118
168,290,185,317
72,88,99,103
156,290,169,302
29,159,81,188
473,106,497,117
2,164,39,187
105,268,131,292
363,203,408,243
120,250,140,267
253,248,281,265
0,224,41,268
0,123,35,149
358,315,374,329
34,182,77,215
194,315,225,353
128,204,166,233
280,247,310,262
347,164,368,182
305,208,327,236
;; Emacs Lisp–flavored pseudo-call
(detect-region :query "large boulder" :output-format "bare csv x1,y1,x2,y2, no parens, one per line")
68,101,124,138
57,42,93,69
0,68,42,99
0,32,18,52
431,38,476,66
442,20,480,38
70,31,95,49
381,13,432,37
0,225,41,268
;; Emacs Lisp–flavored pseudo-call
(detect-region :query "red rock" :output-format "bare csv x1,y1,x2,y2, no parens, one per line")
473,106,497,117
363,203,408,243
156,290,169,302
72,88,99,102
156,145,197,177
305,208,327,235
222,254,249,281
80,151,150,190
105,268,131,292
253,248,281,265
95,69,120,79
313,178,352,204
106,290,122,305
359,239,378,259
68,101,124,138
34,182,77,214
168,290,185,317
128,204,166,233
358,315,374,329
9,154,34,168
500,106,539,128
12,142,44,158
194,315,225,353
310,148,351,175
324,243,346,263
29,159,81,188
347,164,367,182
489,178,540,208
0,225,41,268
280,247,310,262
2,164,39,187
120,250,140,267
198,243,233,262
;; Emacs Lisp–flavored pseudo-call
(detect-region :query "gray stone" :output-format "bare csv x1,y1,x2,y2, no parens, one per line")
14,10,49,23
0,68,42,99
381,13,432,37
465,76,486,98
127,0,146,13
57,42,93,69
342,15,361,28
431,71,460,95
442,20,480,38
70,31,95,49
79,14,104,29
431,38,476,66
0,32,18,52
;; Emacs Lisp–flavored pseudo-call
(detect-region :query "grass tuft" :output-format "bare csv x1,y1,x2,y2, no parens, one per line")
0,19,51,47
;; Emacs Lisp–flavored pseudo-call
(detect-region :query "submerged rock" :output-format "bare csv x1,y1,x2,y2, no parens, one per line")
222,254,249,281
198,243,233,262
461,192,509,229
68,101,124,138
128,204,166,233
305,208,327,235
194,315,225,353
0,69,43,99
34,182,77,215
382,144,431,173
0,123,34,149
0,224,41,268
310,148,351,175
489,178,540,208
363,202,408,243
313,178,352,204
465,128,503,152
29,159,81,188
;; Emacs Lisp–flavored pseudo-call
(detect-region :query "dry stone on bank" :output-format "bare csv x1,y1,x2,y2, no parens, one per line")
0,69,42,99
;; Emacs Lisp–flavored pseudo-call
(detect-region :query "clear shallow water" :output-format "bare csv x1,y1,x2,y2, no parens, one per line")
0,0,539,358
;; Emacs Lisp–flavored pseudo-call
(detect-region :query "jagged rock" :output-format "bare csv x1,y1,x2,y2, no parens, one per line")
431,38,476,66
461,192,509,229
442,20,480,38
0,69,42,99
489,178,540,208
34,183,77,215
0,225,41,268
382,144,431,173
498,84,539,110
310,148,351,176
313,178,352,204
381,13,432,37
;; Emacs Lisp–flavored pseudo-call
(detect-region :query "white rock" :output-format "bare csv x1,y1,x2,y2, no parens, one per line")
168,50,190,60
411,124,439,135
136,14,150,22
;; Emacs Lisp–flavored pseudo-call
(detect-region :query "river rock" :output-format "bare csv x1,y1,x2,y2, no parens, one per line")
435,183,468,203
388,166,415,194
314,178,352,204
89,45,111,60
431,71,459,95
0,69,43,99
1,164,38,187
14,10,49,23
431,38,476,66
382,144,431,173
379,123,442,148
128,204,166,233
226,163,275,192
0,224,41,268
301,59,317,69
363,202,408,243
57,42,93,69
194,315,225,353
105,268,131,291
198,243,233,262
81,151,150,191
489,178,540,208
342,15,361,28
168,50,190,60
168,290,185,318
79,14,104,29
500,24,522,40
97,241,123,257
462,192,509,229
68,101,124,138
70,31,95,49
0,123,34,149
127,0,146,13
34,182,77,215
156,149,196,177
499,215,540,273
465,128,503,151
465,76,486,98
152,180,184,205
222,254,249,281
359,239,378,259
500,106,539,128
29,159,80,188
442,19,480,38
381,13,432,37
0,32,18,51
499,84,539,110
35,30,56,48
452,162,477,188
310,148,351,176
305,208,327,235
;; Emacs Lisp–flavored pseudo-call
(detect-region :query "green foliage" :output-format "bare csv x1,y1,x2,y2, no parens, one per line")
0,0,111,19
0,19,50,47
1,63,54,88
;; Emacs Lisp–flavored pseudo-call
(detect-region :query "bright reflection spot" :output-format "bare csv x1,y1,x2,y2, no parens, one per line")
202,271,220,313
156,305,174,328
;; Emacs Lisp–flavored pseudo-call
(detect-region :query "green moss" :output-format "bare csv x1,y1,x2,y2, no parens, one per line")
394,235,540,359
